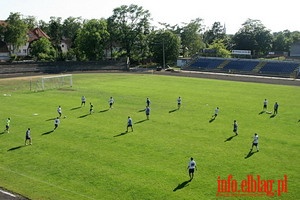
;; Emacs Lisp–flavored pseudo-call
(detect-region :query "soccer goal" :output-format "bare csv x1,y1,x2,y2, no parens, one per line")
36,74,73,91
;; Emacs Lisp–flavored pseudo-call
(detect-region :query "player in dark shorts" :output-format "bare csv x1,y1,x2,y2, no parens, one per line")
25,128,32,145
126,116,133,132
145,106,150,120
233,120,238,135
89,102,94,114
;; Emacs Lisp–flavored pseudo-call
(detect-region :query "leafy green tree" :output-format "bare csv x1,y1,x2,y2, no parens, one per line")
62,17,82,42
3,12,28,53
30,37,56,61
203,22,228,45
108,4,151,67
180,18,205,57
75,19,109,61
232,19,272,57
207,39,231,58
149,30,180,67
48,17,63,51
23,15,38,30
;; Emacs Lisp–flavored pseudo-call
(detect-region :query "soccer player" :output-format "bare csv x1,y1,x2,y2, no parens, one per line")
109,97,114,109
233,120,238,135
5,117,10,133
251,133,259,152
126,116,133,132
273,102,279,115
89,102,94,114
177,97,182,109
187,157,197,180
54,117,60,131
57,106,62,118
263,99,268,111
146,97,151,107
81,96,86,107
212,107,219,119
145,106,150,120
25,128,32,145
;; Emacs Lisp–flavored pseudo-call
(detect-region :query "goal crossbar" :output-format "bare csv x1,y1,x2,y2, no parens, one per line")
39,74,73,91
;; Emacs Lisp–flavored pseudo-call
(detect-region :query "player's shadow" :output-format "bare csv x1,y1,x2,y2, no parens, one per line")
134,119,147,124
42,130,54,135
173,179,191,191
70,106,81,110
244,150,258,159
0,131,5,135
113,131,128,137
209,118,216,123
270,114,276,118
258,111,265,115
78,114,90,118
7,145,24,151
99,109,109,113
224,135,237,142
169,109,178,113
138,109,145,112
45,117,56,121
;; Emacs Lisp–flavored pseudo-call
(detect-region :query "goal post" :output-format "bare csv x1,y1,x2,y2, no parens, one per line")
37,74,73,91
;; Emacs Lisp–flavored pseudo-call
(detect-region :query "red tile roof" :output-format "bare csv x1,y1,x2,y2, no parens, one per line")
28,28,50,42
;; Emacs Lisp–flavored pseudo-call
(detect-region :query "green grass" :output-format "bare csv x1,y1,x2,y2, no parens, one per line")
0,73,299,200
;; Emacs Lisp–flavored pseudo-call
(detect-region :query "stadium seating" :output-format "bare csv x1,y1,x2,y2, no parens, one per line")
189,58,225,70
223,60,259,72
259,62,299,74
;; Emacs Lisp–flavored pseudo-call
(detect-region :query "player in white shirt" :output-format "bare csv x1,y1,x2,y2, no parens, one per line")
177,97,182,109
187,157,197,180
109,97,114,109
263,99,268,111
54,117,60,131
57,106,62,118
212,107,219,119
25,128,32,145
126,116,133,132
251,133,259,152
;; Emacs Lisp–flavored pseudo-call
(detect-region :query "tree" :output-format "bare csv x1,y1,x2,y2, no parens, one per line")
108,4,151,67
180,18,205,57
149,30,180,67
75,19,109,61
23,15,38,30
3,12,28,53
48,17,63,51
232,19,272,57
30,37,56,61
203,22,227,45
62,17,82,42
207,39,231,58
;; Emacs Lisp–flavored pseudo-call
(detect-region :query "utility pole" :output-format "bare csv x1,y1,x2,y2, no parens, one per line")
162,39,165,69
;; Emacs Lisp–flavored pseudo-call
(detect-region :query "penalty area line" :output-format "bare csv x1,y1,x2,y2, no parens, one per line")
0,189,16,197
0,165,96,200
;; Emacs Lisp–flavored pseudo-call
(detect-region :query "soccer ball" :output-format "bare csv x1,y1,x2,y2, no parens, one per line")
64,116,67,118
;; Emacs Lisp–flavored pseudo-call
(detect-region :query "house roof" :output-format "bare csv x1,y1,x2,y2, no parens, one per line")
28,28,50,42
0,20,7,27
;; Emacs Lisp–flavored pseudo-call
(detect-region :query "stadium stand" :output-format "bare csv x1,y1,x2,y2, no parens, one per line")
189,57,226,70
222,60,259,72
185,56,300,78
259,61,299,74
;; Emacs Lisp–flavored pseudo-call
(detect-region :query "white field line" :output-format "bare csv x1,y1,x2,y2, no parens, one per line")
0,189,16,197
0,166,96,200
181,70,300,81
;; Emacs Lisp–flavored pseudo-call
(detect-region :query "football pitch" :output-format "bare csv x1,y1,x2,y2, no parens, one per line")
0,73,299,200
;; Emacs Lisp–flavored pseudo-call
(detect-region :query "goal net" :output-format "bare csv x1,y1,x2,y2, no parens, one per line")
36,74,73,91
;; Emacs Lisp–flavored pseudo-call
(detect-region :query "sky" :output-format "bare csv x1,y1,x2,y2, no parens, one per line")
0,0,299,34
